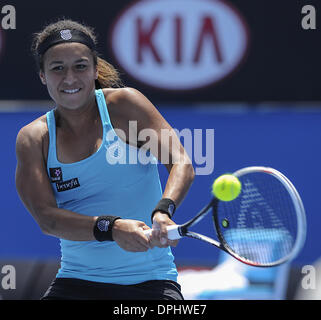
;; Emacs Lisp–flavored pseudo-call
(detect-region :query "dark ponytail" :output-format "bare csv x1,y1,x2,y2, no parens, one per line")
96,57,123,89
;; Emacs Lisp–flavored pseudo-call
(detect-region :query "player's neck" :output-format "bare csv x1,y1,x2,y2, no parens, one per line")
55,99,100,135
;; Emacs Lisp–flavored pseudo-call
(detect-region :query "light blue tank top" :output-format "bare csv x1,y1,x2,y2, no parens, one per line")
46,89,177,285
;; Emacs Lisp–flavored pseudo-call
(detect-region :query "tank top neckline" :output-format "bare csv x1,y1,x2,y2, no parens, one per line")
48,89,107,166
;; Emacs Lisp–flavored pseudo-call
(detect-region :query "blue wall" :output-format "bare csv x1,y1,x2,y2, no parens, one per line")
1,106,320,267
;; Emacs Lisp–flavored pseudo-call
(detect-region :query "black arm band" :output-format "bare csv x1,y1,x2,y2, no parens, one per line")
151,198,176,222
93,216,121,242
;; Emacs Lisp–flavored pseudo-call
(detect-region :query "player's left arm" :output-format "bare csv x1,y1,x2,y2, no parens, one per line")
108,87,195,247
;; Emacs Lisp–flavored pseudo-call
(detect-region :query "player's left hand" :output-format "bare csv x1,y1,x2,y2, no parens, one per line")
150,212,179,248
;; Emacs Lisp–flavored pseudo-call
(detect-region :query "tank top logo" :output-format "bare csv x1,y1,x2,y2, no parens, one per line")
49,167,63,182
56,178,80,192
105,127,126,164
49,167,80,192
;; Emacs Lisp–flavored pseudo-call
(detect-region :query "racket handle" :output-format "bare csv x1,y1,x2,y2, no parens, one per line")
143,225,181,240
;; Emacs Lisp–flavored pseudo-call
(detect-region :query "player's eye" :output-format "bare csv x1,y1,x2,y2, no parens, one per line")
75,64,87,70
51,65,63,71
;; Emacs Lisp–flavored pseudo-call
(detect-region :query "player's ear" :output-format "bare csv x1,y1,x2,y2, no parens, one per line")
39,70,47,85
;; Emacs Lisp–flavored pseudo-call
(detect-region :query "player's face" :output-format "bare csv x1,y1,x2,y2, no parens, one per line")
39,42,98,110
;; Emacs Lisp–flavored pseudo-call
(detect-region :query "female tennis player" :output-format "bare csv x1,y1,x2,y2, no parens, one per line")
15,19,194,300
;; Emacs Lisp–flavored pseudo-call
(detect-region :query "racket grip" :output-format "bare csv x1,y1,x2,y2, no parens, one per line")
143,225,181,240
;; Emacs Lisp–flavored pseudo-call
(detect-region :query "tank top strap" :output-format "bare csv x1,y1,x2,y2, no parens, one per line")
46,109,58,165
95,89,112,128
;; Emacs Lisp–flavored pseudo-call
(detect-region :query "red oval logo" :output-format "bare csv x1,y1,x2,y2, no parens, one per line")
110,0,249,91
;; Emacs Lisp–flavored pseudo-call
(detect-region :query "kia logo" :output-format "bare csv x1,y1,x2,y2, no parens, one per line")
110,0,249,91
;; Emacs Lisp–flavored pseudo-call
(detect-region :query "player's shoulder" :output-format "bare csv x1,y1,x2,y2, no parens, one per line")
16,114,48,150
102,87,143,106
101,87,153,121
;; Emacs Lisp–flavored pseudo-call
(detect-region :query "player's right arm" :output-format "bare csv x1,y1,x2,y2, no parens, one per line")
15,119,99,241
15,120,150,251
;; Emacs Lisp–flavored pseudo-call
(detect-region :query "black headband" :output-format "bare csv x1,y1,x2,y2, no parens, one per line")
37,29,96,56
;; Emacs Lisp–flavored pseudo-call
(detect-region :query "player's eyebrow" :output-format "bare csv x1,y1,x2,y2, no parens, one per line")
49,58,89,66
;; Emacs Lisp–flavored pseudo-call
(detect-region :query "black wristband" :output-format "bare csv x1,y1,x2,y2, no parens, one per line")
151,198,176,222
93,216,121,242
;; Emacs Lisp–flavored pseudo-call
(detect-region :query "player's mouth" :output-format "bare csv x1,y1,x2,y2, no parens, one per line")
61,88,82,94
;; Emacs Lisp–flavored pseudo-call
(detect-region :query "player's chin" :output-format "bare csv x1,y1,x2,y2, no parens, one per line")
58,90,88,108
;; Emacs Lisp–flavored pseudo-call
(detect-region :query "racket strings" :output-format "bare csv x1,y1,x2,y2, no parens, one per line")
216,172,298,266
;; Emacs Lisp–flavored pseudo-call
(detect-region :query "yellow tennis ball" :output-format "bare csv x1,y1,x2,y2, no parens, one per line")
212,174,241,201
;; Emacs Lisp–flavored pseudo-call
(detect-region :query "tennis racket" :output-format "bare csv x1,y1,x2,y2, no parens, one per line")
144,166,306,267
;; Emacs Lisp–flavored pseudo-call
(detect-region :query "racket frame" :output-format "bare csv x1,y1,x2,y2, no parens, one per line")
229,167,306,266
178,166,307,267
